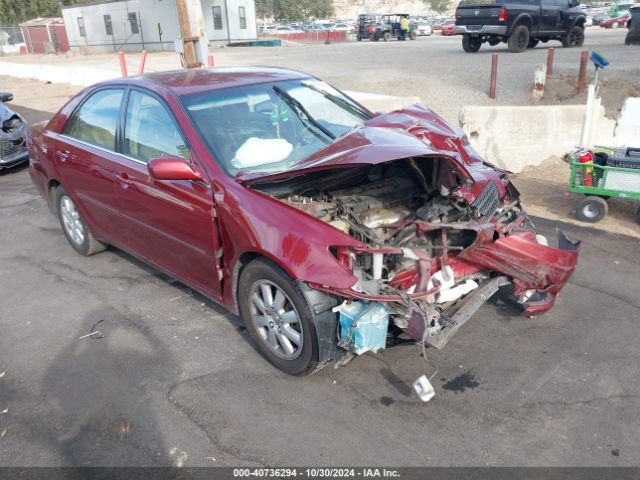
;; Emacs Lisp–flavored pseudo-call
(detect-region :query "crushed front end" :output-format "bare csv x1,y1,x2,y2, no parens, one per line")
252,153,580,358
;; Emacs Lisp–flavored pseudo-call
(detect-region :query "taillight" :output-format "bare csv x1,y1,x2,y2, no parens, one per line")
498,7,508,22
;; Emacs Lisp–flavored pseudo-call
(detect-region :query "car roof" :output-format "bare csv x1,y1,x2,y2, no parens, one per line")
118,67,311,97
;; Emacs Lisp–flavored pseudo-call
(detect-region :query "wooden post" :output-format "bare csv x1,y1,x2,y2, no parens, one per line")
546,48,555,78
577,50,589,94
207,54,214,67
489,54,498,99
176,0,199,68
533,64,546,100
137,50,147,75
117,51,127,77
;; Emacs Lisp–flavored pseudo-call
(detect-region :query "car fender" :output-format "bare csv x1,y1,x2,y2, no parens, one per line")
507,13,535,35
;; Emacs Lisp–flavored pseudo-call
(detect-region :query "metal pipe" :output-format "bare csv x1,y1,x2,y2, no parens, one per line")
577,50,588,94
489,53,498,99
546,47,554,78
117,51,128,77
137,50,147,74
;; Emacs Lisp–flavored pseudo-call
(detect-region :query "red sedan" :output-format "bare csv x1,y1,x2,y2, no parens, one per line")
27,68,579,377
600,13,631,28
442,20,456,35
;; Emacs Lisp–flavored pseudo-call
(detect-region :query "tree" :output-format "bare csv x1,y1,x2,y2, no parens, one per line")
255,0,275,20
425,0,452,14
273,0,334,22
0,0,84,24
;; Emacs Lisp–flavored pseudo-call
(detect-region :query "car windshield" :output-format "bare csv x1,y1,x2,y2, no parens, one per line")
181,79,371,176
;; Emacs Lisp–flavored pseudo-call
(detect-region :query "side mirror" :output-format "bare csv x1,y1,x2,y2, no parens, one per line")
148,156,203,181
0,92,14,103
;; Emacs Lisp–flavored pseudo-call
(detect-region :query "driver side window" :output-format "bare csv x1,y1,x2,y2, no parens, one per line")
123,91,188,163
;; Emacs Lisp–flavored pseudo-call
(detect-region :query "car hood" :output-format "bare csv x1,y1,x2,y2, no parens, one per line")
237,104,484,185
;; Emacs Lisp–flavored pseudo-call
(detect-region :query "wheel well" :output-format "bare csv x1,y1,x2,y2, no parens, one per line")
48,180,61,202
231,252,290,316
575,18,586,28
512,16,533,32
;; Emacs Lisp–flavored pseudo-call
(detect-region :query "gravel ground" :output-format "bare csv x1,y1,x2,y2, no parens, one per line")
1,28,637,125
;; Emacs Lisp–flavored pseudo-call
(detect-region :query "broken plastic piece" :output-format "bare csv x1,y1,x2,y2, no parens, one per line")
337,301,389,354
413,375,436,402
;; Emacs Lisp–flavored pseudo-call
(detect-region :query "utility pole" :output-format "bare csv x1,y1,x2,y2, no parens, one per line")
176,0,209,68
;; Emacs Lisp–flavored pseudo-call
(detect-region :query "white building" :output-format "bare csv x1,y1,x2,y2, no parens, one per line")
62,0,257,53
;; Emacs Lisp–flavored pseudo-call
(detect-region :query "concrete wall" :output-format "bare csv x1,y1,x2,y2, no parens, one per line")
459,104,616,173
202,0,257,43
62,0,179,53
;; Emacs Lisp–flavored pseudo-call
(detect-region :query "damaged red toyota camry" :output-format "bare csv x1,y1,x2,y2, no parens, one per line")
28,67,580,376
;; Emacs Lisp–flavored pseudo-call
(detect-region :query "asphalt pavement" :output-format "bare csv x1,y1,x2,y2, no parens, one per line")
0,105,639,467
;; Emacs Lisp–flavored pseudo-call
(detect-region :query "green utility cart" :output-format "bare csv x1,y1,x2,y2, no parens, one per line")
569,147,640,224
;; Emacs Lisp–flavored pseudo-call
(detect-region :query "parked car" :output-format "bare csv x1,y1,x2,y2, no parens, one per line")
331,23,353,32
592,12,611,24
442,19,456,35
416,21,433,35
274,26,304,34
0,92,29,170
600,11,631,26
455,0,587,52
27,68,580,376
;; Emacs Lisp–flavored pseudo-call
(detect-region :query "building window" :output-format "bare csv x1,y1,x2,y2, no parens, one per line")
77,17,86,37
128,12,140,34
213,6,223,30
239,6,247,29
104,15,113,35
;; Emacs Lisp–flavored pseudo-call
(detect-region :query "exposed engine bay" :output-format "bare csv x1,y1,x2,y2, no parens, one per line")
251,157,541,345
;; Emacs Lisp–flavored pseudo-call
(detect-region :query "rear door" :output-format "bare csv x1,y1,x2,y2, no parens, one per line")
113,88,222,298
540,0,563,31
56,88,127,245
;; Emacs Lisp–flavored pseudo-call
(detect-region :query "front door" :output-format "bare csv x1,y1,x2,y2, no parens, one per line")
114,89,222,298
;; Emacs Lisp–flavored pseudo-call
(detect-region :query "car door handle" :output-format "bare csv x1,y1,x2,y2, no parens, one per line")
56,150,70,163
116,173,131,189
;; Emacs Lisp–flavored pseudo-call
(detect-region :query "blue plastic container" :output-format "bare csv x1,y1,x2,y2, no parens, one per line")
338,302,389,354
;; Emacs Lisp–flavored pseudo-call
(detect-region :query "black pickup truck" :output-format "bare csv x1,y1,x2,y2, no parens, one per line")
454,0,587,53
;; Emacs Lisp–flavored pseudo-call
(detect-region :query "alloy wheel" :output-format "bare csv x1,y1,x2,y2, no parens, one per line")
249,280,303,360
60,195,85,246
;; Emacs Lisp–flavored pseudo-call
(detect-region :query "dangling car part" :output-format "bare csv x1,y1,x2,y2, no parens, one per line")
0,92,29,170
28,68,580,380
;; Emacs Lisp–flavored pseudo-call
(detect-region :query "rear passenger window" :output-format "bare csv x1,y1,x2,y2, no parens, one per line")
123,91,188,163
64,89,123,151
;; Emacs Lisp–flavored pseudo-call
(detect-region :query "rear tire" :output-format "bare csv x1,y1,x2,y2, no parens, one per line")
383,31,391,41
357,33,362,41
562,25,585,47
53,186,106,256
576,196,608,223
508,25,530,52
238,259,320,376
409,30,417,40
462,34,482,52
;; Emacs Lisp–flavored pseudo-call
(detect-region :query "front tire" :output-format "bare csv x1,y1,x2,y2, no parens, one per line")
383,31,391,41
53,186,106,256
562,26,585,47
409,30,417,40
508,25,530,52
576,196,608,223
238,259,320,376
462,34,482,52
